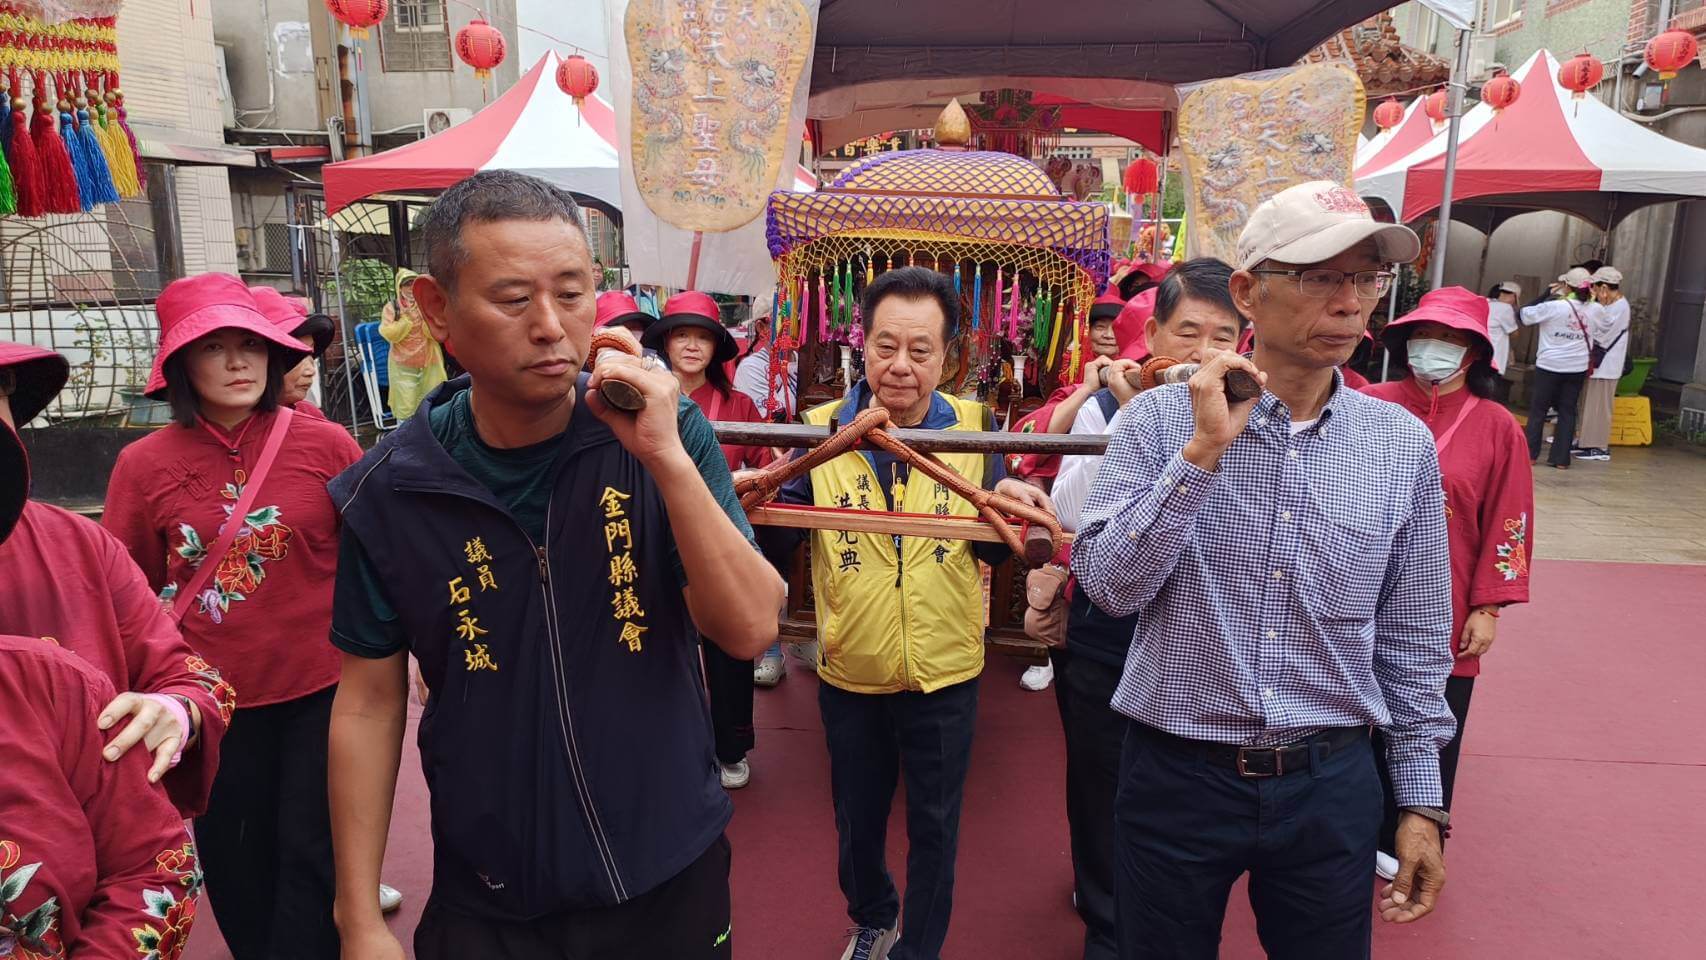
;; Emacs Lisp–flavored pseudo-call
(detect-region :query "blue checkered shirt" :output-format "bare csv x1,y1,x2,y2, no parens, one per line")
1072,377,1456,806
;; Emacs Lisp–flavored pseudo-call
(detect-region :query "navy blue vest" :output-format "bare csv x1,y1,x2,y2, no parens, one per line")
330,377,729,920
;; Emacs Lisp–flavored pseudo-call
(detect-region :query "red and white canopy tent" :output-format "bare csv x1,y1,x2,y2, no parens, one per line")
323,52,816,217
1355,96,1432,177
1356,49,1706,233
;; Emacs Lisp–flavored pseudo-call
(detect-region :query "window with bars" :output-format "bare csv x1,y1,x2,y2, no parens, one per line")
380,0,453,73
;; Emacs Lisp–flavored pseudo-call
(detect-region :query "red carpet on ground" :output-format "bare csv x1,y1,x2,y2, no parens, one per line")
184,559,1705,958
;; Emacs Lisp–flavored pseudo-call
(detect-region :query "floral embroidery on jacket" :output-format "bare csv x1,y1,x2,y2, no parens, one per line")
1494,512,1529,582
183,655,237,724
171,470,294,623
0,839,63,959
132,843,201,960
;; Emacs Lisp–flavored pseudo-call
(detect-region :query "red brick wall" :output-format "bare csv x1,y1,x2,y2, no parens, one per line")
1627,0,1653,45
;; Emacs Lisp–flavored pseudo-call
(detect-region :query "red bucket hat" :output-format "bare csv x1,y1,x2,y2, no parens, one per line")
0,341,71,426
1382,286,1491,356
1113,287,1158,362
1,419,27,544
145,274,310,400
643,291,737,365
1089,283,1126,323
250,286,334,356
596,291,655,331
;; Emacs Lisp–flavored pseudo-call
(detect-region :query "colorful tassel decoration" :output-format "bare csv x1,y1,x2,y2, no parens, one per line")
0,140,14,217
112,89,146,191
67,100,120,208
816,273,829,343
6,100,46,218
31,100,83,214
96,95,140,198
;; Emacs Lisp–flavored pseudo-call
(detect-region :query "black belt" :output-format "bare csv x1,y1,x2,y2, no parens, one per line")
1135,723,1369,778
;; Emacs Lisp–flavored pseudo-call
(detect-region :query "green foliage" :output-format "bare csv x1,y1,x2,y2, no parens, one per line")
333,259,397,322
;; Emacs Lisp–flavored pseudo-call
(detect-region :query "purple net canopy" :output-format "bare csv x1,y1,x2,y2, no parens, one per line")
810,0,1413,93
766,150,1110,284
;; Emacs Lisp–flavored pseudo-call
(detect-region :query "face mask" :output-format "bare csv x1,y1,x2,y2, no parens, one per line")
1407,338,1468,384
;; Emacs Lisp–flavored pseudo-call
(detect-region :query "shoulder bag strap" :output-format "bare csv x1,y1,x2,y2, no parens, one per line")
171,407,295,623
1434,395,1483,459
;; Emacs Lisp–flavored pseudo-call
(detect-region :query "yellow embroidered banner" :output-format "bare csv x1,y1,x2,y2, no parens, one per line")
1177,64,1365,263
624,0,812,233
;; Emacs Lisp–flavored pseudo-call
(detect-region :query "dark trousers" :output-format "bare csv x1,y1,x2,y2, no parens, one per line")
1376,675,1475,851
194,685,339,959
702,640,755,765
819,677,980,960
415,834,733,960
1052,649,1124,960
1114,723,1382,960
1525,368,1588,466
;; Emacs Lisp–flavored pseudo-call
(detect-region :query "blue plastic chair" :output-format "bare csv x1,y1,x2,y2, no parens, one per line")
352,322,396,430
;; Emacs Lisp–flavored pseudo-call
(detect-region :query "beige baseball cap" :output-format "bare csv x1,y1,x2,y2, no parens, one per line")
1590,266,1622,285
1558,267,1593,288
1498,280,1521,296
1235,180,1421,272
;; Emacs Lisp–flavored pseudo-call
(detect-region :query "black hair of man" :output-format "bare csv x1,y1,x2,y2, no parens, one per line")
162,347,289,429
1486,284,1505,298
1580,258,1604,274
418,170,588,292
1154,257,1243,329
860,265,960,342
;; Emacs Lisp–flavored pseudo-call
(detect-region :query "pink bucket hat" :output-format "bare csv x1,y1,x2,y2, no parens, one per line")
1382,286,1491,356
145,274,309,399
1113,287,1158,362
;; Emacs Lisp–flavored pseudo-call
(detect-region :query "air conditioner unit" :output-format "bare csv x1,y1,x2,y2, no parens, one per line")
1466,33,1500,82
421,107,472,137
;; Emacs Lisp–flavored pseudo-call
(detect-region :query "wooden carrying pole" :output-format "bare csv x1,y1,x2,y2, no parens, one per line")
711,421,1110,456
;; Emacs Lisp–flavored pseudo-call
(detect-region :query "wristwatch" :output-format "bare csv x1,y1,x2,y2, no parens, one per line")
1403,805,1451,830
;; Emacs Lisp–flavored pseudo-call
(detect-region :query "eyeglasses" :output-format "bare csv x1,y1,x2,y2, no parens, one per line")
1250,268,1395,300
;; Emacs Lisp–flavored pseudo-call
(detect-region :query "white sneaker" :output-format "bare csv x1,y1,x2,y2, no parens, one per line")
753,653,786,688
1375,851,1399,882
787,639,820,672
720,759,751,790
378,882,403,913
1020,661,1054,691
839,926,897,960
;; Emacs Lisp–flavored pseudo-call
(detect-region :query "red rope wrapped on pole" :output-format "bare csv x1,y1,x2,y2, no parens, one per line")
735,406,1064,565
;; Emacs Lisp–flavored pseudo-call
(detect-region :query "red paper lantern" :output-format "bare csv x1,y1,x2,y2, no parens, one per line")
1481,72,1521,113
1424,89,1448,124
1557,52,1604,100
1645,29,1699,81
1372,97,1405,131
1123,157,1158,196
556,54,598,107
325,0,388,40
455,18,507,80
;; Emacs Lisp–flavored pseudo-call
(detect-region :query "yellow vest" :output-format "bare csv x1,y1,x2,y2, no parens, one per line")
802,393,990,694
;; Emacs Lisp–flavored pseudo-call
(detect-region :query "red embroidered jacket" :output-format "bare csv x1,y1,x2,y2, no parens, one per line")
102,410,362,706
1363,379,1534,677
0,501,231,816
0,634,200,959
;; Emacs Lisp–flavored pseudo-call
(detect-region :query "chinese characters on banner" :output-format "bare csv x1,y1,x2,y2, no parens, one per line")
1176,64,1365,263
453,536,501,671
601,487,649,653
624,0,813,232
